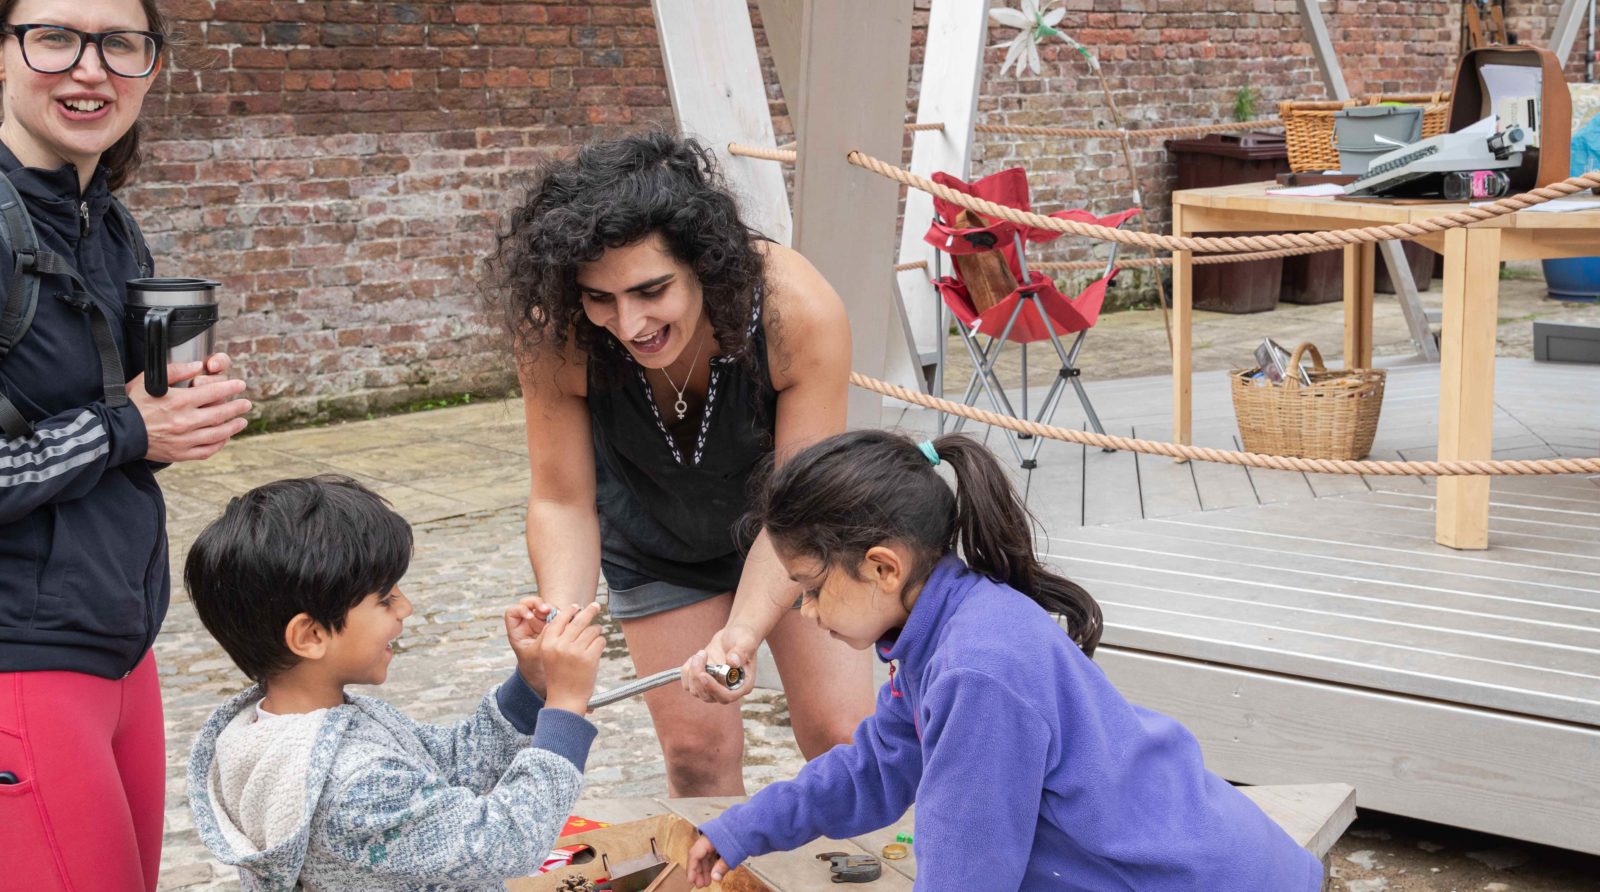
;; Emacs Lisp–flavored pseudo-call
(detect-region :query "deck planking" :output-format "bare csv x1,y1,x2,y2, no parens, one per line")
899,356,1600,852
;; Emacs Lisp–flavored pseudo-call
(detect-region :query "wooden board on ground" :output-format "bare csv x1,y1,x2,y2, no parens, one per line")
530,787,1354,891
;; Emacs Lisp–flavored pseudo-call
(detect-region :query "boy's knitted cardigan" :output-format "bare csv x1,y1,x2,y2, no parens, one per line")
188,673,594,891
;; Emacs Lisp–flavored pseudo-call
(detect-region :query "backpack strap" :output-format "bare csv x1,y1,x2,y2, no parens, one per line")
0,179,135,440
0,175,41,439
107,196,153,278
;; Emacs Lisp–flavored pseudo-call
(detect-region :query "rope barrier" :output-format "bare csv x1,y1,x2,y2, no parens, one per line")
726,143,1600,255
729,144,797,163
897,243,1343,275
972,118,1284,140
843,149,1600,254
849,372,1600,477
1033,242,1346,272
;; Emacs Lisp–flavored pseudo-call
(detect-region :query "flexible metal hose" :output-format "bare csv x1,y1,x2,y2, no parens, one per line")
587,663,744,710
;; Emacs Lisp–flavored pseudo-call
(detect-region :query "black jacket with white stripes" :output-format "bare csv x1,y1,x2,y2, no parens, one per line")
0,144,165,679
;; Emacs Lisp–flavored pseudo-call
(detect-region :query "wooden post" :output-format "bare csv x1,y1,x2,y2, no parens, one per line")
1435,227,1501,550
1294,0,1349,101
754,0,804,131
1170,202,1193,452
1550,0,1589,66
895,0,991,393
791,0,915,426
653,0,793,246
1342,242,1376,368
1296,0,1437,361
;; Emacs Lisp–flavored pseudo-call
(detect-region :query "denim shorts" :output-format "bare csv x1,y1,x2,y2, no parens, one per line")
600,559,728,621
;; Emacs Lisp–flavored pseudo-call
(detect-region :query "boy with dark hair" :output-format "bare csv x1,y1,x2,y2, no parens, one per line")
185,476,605,891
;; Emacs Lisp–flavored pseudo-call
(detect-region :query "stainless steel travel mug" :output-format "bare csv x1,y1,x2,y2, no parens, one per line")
125,278,220,397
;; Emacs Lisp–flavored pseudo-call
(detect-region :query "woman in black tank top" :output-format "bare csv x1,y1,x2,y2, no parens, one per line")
487,131,874,796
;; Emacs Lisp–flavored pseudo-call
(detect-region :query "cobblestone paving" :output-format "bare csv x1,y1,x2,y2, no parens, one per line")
151,279,1600,890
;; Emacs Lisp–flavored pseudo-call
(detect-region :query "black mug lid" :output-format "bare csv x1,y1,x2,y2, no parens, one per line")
126,277,221,291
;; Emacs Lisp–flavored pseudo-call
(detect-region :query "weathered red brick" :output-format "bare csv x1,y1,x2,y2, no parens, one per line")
122,0,1586,423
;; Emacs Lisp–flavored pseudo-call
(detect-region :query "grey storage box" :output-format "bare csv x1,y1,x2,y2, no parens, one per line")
1533,321,1600,364
1334,105,1425,174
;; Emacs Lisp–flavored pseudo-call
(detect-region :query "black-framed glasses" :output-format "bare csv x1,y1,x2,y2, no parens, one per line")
1,24,163,78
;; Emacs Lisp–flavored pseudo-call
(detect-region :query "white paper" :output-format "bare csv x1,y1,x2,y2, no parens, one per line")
1267,184,1346,197
1480,64,1542,115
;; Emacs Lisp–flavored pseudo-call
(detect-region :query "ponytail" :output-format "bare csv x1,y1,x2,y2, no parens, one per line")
749,429,1103,657
932,435,1103,656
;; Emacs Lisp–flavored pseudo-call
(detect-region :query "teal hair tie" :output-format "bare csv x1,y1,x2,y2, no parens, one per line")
918,440,941,466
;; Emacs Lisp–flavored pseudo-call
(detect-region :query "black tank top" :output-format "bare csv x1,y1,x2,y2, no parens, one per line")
588,287,777,591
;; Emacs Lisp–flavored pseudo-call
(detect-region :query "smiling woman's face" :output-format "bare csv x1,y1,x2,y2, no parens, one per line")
0,0,156,175
576,233,710,369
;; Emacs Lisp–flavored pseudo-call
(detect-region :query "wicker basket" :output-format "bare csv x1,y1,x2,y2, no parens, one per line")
1279,92,1450,172
1231,343,1386,461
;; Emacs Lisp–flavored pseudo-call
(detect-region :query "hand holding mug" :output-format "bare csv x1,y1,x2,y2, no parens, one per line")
130,355,251,464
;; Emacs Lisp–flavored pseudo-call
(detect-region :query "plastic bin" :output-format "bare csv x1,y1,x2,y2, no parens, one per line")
1280,250,1344,305
1166,133,1289,313
1334,105,1424,174
1542,257,1600,303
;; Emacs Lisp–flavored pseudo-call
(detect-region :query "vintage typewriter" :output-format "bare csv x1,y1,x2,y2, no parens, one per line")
1344,124,1532,198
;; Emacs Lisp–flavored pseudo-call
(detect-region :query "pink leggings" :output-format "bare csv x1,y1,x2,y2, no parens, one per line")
0,653,165,892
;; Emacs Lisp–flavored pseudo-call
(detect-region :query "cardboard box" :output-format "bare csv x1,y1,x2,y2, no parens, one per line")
507,814,771,892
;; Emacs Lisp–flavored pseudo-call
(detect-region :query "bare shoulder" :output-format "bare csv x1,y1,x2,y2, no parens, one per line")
516,331,589,401
758,242,850,391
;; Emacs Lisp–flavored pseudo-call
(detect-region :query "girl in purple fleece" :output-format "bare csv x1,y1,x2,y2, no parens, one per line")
687,430,1322,891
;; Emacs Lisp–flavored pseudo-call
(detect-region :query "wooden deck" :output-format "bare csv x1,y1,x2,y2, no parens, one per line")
889,356,1600,854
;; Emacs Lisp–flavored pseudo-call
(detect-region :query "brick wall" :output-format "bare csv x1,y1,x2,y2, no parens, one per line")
126,1,675,424
119,1,1593,422
965,0,1592,271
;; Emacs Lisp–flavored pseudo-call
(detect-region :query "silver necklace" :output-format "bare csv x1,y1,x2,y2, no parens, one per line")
658,327,706,421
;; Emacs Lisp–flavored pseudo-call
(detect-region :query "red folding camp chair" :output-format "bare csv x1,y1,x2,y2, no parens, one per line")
923,168,1139,468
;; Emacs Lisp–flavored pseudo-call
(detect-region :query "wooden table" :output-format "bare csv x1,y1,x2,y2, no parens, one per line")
1170,182,1600,549
538,784,1354,890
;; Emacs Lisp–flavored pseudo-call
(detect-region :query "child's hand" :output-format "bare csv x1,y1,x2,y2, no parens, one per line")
540,602,606,714
686,833,729,888
504,596,556,697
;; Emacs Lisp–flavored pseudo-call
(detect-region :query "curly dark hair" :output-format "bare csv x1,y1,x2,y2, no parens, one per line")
486,130,768,372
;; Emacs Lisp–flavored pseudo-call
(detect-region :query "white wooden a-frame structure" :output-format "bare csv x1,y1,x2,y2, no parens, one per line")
653,0,1006,423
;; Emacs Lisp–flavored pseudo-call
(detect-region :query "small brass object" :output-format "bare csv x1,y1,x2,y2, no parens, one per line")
707,663,745,688
881,843,908,860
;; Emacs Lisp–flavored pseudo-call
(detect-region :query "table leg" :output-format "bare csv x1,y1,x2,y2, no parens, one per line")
1171,204,1193,457
1435,227,1501,550
1343,242,1375,368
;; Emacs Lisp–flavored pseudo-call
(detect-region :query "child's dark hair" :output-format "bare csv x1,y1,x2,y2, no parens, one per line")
184,476,413,683
748,431,1102,656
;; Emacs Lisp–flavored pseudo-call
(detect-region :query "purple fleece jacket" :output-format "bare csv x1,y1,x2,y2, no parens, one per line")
699,556,1322,891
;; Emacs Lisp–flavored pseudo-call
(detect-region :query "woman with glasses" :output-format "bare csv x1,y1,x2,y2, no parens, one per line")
0,2,251,890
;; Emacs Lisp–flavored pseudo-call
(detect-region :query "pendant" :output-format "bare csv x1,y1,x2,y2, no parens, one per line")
674,398,688,420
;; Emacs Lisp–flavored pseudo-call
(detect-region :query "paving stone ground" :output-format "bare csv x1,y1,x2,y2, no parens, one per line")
152,277,1600,890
